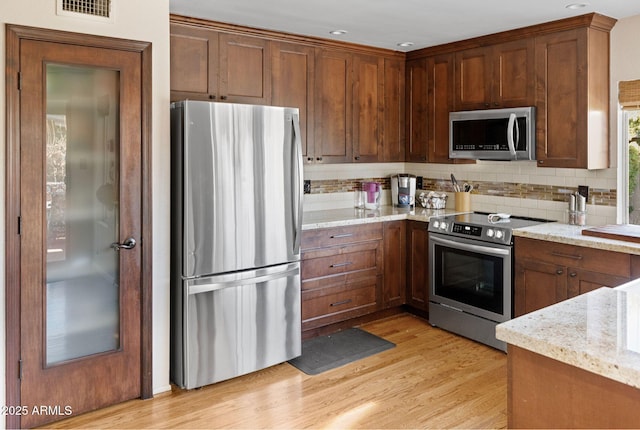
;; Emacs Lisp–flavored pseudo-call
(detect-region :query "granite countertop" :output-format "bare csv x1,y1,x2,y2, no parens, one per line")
513,222,640,256
302,205,462,230
496,280,640,389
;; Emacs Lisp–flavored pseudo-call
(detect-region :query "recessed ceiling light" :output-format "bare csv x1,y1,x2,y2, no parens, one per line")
565,3,588,9
397,42,414,48
329,29,348,36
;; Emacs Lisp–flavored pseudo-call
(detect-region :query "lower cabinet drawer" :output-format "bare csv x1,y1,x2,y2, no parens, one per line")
301,276,380,330
301,247,378,279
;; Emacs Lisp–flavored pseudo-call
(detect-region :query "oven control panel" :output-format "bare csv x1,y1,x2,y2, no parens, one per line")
430,219,512,244
452,223,482,237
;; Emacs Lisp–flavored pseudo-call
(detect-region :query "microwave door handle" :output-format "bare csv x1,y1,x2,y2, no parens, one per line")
515,115,520,149
507,113,517,160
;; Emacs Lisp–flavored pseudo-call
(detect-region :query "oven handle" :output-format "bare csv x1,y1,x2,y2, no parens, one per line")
430,234,510,257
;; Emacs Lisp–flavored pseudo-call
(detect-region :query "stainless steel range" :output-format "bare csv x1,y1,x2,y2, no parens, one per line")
428,212,551,351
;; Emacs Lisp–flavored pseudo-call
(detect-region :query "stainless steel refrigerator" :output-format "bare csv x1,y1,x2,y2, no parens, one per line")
170,100,303,389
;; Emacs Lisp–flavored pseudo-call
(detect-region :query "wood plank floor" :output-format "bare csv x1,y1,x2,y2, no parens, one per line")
45,314,507,429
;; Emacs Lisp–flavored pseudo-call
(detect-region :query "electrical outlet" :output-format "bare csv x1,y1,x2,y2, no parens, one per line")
304,179,311,194
578,185,589,201
416,176,423,190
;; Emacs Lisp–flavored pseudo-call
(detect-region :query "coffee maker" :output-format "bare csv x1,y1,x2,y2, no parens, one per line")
391,174,416,208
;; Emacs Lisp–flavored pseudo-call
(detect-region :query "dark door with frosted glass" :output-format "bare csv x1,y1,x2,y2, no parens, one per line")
16,37,143,428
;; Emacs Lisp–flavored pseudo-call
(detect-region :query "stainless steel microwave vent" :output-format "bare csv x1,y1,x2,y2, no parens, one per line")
57,0,112,20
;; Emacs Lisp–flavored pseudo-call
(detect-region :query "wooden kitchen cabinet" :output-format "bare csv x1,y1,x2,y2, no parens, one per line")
405,58,428,162
352,53,383,162
514,237,631,316
170,23,270,104
406,221,430,311
427,53,456,163
382,57,406,161
170,23,218,101
271,40,315,163
301,223,383,334
406,53,473,164
382,221,406,307
352,55,405,162
313,48,353,163
454,38,534,110
508,346,640,429
534,16,615,169
315,50,404,164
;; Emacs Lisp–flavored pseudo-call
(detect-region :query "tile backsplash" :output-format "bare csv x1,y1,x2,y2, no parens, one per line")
303,161,618,225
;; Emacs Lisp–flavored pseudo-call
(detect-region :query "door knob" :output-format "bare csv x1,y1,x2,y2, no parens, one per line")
111,237,136,251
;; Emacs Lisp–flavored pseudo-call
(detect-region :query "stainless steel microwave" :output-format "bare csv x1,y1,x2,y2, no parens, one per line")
449,107,535,161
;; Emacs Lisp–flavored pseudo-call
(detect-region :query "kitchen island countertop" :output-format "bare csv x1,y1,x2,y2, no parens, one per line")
496,280,640,389
302,206,462,230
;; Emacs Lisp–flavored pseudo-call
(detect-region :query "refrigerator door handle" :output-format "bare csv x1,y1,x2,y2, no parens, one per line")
291,113,303,255
186,264,300,295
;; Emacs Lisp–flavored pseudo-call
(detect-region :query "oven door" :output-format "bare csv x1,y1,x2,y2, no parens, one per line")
429,232,512,323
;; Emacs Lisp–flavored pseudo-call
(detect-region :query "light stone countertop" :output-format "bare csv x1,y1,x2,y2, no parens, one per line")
513,222,640,256
302,205,462,230
496,281,640,389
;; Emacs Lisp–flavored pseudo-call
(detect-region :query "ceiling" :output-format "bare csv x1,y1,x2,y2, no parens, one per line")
169,0,640,51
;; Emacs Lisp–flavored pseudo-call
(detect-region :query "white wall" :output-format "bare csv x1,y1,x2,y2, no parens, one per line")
0,0,172,418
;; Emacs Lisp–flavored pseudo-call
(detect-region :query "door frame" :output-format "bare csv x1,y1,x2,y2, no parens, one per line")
5,24,153,429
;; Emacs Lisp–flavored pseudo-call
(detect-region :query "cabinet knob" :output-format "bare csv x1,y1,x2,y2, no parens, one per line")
485,103,490,108
307,157,313,162
354,156,360,161
220,95,228,100
569,272,577,278
494,102,499,107
316,157,323,161
556,269,564,275
209,94,216,100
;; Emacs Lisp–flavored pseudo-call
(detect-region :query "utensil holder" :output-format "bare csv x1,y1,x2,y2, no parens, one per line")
455,192,471,212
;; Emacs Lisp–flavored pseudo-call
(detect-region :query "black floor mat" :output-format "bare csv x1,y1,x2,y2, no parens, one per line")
288,328,395,375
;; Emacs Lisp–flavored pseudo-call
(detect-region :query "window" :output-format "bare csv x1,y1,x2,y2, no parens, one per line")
628,111,640,224
618,80,640,224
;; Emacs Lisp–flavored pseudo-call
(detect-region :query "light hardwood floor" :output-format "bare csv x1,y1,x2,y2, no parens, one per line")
46,314,507,429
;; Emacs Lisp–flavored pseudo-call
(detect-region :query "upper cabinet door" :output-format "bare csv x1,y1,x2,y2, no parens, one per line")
170,23,219,101
219,33,271,104
170,24,271,104
454,38,534,110
535,27,610,169
493,38,535,108
427,53,456,163
454,46,493,110
382,57,406,162
405,58,428,162
314,48,353,163
352,53,383,162
271,41,315,163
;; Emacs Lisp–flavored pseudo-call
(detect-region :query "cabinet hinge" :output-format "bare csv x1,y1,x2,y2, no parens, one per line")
18,359,22,380
17,216,21,235
17,72,22,91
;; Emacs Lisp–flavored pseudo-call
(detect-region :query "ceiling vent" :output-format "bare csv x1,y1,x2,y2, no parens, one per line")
57,0,114,22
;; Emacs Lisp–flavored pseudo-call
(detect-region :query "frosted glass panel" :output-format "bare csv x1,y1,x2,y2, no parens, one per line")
45,64,120,365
